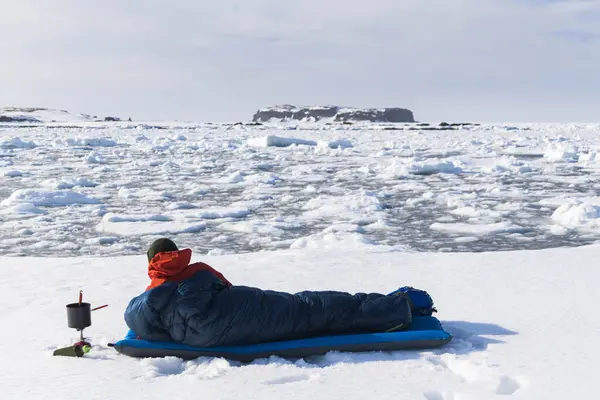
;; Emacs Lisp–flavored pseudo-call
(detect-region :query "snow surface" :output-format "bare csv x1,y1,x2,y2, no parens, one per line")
1,245,599,399
1,118,600,399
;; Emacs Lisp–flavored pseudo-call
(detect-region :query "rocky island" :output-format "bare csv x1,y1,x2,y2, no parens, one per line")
252,105,415,123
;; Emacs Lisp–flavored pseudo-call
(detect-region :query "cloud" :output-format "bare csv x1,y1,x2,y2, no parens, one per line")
1,0,599,122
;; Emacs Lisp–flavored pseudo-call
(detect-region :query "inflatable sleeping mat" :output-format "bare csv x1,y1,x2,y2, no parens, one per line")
110,316,452,362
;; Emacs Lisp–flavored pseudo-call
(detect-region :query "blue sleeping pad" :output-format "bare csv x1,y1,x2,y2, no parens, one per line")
110,316,452,362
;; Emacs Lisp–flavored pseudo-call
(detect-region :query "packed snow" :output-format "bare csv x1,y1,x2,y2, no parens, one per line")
1,244,600,399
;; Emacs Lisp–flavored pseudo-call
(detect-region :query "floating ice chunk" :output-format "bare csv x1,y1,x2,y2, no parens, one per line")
28,241,53,249
185,186,210,196
243,173,281,185
384,159,409,178
84,151,106,164
40,177,98,189
543,145,578,162
117,187,134,198
210,235,233,244
4,170,22,177
409,160,462,175
161,161,180,170
301,192,382,222
579,151,598,163
84,237,119,245
206,248,232,256
135,133,150,140
322,223,365,234
117,187,171,200
218,221,282,235
385,158,462,178
166,202,197,210
0,136,36,149
478,155,534,175
316,139,353,149
247,135,317,147
57,242,79,250
481,165,510,174
516,165,533,173
550,225,570,235
362,219,389,231
96,213,205,236
289,230,373,250
102,213,171,223
66,177,97,187
551,201,600,227
0,189,100,207
0,202,47,216
61,137,118,147
450,206,507,219
197,207,250,219
216,171,245,183
229,171,245,183
405,197,427,206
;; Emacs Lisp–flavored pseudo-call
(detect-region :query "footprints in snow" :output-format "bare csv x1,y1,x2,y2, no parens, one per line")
141,355,321,385
262,373,320,385
424,352,524,398
135,326,525,397
496,375,522,396
141,356,231,379
139,351,523,397
423,390,456,400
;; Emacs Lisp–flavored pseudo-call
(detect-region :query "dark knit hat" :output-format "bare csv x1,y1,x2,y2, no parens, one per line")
147,238,179,261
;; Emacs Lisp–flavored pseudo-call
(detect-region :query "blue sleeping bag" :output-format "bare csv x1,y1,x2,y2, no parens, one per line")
112,286,451,361
124,271,421,348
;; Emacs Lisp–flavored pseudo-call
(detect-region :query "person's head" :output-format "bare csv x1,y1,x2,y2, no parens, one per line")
147,238,179,262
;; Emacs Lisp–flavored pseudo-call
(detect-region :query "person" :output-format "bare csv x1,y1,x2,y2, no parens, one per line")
124,238,435,348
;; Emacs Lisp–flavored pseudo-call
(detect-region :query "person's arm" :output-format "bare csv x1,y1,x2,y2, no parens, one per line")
124,288,174,342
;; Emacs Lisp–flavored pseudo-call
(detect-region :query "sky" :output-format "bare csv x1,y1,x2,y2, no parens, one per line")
1,0,599,122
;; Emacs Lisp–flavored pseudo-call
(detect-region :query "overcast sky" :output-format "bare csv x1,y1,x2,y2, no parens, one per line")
1,0,599,122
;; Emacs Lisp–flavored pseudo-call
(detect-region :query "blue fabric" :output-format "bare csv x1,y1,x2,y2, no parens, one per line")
389,286,437,316
124,270,414,347
116,316,451,355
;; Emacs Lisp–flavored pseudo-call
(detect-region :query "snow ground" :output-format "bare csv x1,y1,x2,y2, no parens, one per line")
1,244,598,400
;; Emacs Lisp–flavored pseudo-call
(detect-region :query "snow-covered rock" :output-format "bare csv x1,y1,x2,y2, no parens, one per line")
0,107,95,123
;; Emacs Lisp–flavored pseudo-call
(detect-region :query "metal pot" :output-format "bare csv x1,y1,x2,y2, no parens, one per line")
66,302,91,331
